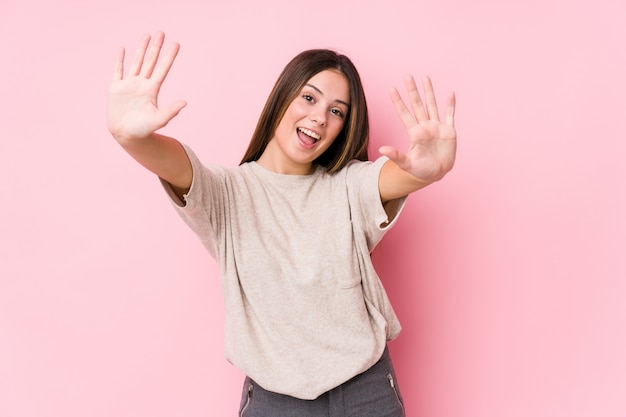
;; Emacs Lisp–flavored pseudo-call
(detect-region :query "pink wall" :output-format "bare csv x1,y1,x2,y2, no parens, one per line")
1,0,625,416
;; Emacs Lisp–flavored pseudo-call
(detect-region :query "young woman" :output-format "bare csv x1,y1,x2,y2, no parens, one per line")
107,32,456,417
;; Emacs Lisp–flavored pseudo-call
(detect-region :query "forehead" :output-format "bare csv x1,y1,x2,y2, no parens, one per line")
304,70,350,105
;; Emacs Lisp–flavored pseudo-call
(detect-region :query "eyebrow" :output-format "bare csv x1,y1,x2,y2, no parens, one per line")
305,83,350,108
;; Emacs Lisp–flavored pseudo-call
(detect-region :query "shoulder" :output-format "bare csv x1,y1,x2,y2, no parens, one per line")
342,156,388,172
339,156,389,185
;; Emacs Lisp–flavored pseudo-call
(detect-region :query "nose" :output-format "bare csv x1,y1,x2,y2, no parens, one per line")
310,107,326,126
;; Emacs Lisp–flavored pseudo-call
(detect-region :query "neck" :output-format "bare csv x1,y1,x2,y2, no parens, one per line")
256,142,315,175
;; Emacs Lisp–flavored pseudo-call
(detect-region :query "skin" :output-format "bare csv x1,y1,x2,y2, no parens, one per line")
107,32,457,202
379,75,457,202
257,70,350,175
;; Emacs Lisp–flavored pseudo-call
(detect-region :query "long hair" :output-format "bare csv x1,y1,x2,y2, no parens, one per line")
239,49,369,173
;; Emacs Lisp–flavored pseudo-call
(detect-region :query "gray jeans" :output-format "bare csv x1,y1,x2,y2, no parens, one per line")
238,347,405,417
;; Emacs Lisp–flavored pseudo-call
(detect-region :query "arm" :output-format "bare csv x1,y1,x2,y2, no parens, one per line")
378,76,457,202
106,32,191,198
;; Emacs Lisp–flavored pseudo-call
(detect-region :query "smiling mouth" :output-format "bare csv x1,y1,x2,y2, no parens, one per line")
297,127,321,147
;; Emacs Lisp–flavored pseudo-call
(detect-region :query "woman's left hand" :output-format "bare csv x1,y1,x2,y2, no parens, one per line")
379,76,456,184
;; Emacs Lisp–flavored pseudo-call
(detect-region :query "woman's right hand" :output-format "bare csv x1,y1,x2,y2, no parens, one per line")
106,32,187,143
106,32,192,197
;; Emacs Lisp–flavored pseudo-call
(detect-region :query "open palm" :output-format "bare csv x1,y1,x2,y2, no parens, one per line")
106,32,186,141
380,76,456,183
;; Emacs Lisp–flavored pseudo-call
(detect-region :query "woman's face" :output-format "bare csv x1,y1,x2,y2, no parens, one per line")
258,69,350,175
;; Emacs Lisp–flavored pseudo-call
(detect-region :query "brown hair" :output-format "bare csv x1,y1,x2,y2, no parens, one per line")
239,49,369,173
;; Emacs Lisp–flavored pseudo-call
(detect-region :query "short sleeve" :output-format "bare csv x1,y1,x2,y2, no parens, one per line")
345,157,407,252
159,144,227,259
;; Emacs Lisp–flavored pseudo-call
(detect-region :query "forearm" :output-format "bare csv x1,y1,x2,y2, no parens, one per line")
115,133,192,195
378,159,432,203
106,33,191,197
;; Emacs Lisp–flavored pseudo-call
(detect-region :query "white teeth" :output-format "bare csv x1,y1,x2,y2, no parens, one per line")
298,127,321,141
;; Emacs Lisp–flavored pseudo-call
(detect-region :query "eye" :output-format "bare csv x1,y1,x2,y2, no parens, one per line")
302,94,314,102
331,108,345,118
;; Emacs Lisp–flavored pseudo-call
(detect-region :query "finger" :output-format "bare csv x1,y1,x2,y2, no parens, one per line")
155,100,188,128
389,87,417,131
141,31,165,78
423,76,439,122
152,42,180,85
405,75,428,122
165,100,187,120
445,91,456,127
112,47,125,81
379,146,409,169
129,34,150,76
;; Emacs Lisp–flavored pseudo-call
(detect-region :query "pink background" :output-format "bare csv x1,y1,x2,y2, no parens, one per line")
1,0,625,416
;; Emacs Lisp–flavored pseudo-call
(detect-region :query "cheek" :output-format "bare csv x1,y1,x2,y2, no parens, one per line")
275,110,297,136
329,120,346,140
285,100,308,120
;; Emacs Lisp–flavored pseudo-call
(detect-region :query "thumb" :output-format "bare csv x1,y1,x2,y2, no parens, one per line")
379,145,407,167
165,99,187,119
158,99,187,126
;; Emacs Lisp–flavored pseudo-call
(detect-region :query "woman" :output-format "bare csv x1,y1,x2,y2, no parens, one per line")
107,32,456,417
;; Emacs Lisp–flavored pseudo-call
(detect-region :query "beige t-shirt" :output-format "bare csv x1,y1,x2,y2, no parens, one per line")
161,144,406,400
